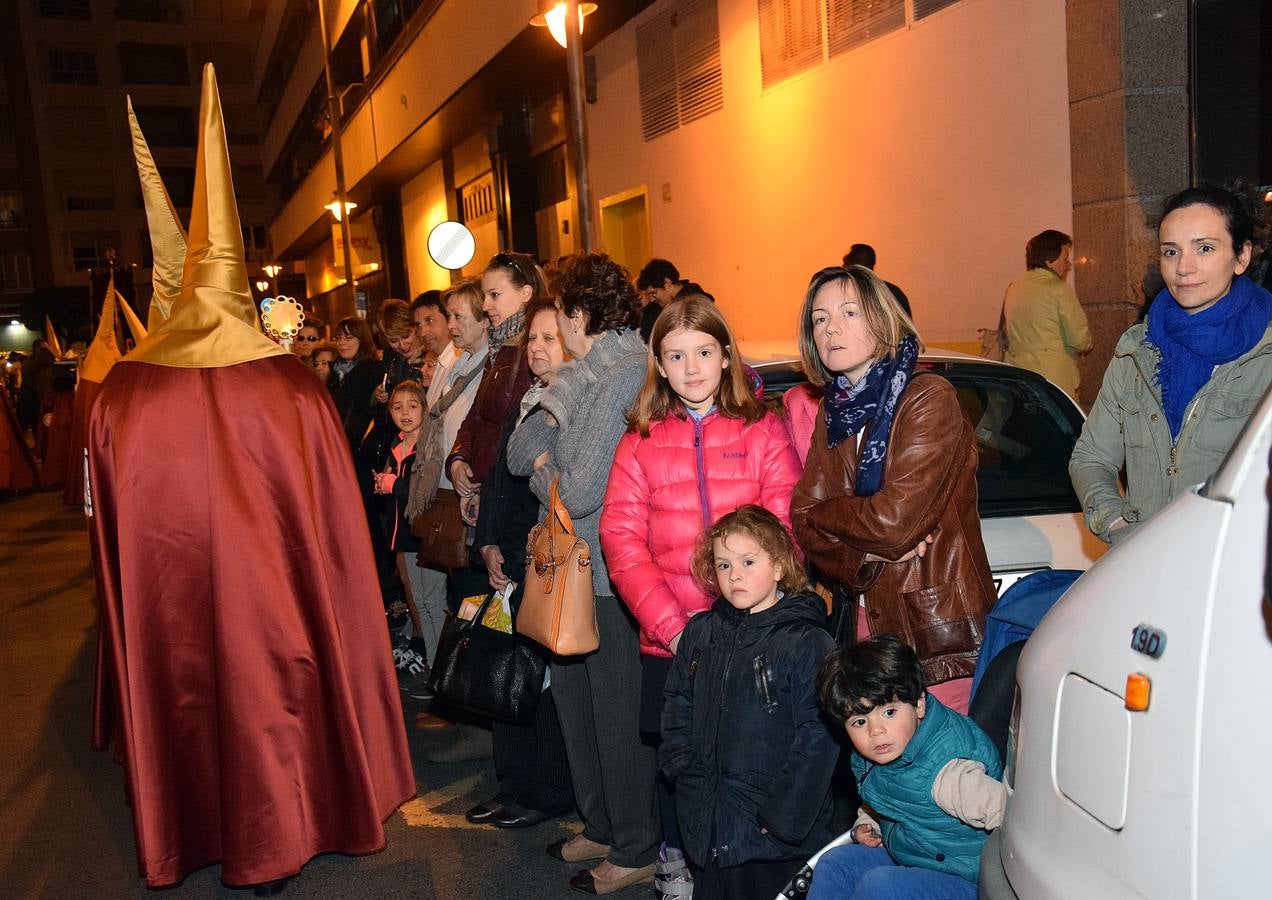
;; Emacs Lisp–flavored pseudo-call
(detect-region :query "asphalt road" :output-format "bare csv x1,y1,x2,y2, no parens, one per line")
0,490,613,899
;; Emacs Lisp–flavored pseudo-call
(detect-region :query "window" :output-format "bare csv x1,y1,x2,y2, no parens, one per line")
913,0,958,19
0,193,25,229
132,106,196,147
118,43,189,85
66,194,116,211
68,233,120,271
47,49,98,85
828,0,905,56
164,167,196,208
757,0,822,89
38,0,90,20
758,0,958,89
459,173,496,225
223,105,259,145
533,144,569,209
233,165,266,200
637,0,724,142
191,43,253,84
115,0,182,22
0,252,33,292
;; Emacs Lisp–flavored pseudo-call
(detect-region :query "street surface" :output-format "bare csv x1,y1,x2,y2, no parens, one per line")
0,490,600,899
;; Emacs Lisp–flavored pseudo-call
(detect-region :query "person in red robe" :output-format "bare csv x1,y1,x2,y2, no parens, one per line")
0,387,38,493
88,65,415,891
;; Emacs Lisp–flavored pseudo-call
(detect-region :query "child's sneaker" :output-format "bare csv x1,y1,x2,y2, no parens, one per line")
395,645,432,699
654,844,693,899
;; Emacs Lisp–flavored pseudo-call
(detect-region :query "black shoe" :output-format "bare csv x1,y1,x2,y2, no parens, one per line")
252,877,292,897
465,798,505,824
490,801,554,829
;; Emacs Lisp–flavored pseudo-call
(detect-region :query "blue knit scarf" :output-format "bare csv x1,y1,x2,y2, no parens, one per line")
1145,275,1271,440
825,335,919,497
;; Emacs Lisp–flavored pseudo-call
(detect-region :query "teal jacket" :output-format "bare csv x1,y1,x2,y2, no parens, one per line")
851,695,1001,882
1069,321,1272,543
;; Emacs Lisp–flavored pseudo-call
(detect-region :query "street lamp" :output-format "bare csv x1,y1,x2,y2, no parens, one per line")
530,1,597,49
324,197,358,222
262,264,282,279
255,279,270,292
531,1,596,251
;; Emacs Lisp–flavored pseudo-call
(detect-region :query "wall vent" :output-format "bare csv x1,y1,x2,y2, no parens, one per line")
827,0,905,57
913,0,959,19
460,172,497,225
636,0,724,142
757,0,822,90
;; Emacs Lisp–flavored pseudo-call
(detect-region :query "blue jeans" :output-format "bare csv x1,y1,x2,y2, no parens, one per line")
807,844,977,900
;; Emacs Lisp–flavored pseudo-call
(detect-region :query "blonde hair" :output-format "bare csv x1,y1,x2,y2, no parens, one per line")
693,505,809,595
797,266,921,388
443,279,487,321
378,298,415,340
628,296,763,437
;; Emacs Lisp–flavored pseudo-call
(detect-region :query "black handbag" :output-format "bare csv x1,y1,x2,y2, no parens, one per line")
427,585,547,725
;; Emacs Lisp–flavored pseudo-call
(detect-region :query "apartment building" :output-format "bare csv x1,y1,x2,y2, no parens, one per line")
262,1,1265,402
2,0,279,340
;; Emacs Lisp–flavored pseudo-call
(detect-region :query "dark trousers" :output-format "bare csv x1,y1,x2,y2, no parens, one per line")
552,595,661,868
491,686,574,813
693,857,803,900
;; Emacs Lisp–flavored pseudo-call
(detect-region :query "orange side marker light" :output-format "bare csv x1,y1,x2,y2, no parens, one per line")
1125,673,1151,711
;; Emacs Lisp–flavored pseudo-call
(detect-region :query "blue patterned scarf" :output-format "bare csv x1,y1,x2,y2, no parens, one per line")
824,335,919,496
1145,275,1271,440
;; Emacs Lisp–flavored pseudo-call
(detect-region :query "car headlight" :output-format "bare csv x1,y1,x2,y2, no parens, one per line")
1004,687,1021,790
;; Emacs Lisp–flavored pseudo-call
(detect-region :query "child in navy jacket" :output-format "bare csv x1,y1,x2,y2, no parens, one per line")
660,504,838,900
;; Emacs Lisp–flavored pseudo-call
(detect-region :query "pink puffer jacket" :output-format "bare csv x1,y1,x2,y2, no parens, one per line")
601,410,802,657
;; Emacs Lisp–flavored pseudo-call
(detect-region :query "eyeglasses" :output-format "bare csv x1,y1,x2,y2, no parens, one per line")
298,334,320,342
492,252,533,285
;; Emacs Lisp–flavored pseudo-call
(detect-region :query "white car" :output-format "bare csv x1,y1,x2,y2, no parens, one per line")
980,383,1272,898
753,349,1107,592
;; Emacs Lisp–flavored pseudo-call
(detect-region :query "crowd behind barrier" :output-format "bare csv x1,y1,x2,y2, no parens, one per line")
17,179,1271,897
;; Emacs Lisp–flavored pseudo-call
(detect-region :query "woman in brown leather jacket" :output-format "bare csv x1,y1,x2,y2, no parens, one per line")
789,266,995,713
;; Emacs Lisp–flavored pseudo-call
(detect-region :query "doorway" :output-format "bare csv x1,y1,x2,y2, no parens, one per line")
599,186,652,276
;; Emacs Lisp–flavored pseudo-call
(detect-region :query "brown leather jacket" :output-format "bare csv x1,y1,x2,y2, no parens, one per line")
791,373,995,684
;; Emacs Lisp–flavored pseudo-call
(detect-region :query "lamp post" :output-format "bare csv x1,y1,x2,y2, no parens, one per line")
315,0,356,318
532,1,597,251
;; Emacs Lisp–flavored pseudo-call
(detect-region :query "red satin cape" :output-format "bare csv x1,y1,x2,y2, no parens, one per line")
87,355,415,887
62,378,100,506
0,389,38,491
37,390,73,485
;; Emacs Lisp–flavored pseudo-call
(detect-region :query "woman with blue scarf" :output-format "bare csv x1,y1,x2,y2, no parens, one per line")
1071,184,1272,544
791,267,996,715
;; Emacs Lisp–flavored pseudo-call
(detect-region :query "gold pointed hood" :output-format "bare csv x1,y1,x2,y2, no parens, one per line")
44,314,63,359
117,291,148,343
124,64,287,368
80,273,123,384
128,97,187,331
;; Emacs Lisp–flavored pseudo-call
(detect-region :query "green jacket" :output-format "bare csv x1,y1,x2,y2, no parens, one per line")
1003,268,1092,400
1069,321,1272,543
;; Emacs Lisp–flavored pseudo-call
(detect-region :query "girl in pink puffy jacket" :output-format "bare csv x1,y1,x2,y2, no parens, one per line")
600,295,803,890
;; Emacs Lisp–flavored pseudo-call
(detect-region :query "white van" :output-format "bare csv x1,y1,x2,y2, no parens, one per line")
980,385,1272,898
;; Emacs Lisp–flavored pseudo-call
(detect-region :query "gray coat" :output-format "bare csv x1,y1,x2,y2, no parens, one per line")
1069,321,1272,542
506,328,649,596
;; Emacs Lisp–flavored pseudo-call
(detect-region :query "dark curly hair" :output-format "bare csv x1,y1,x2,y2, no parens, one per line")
557,252,641,335
817,635,926,724
1162,182,1264,253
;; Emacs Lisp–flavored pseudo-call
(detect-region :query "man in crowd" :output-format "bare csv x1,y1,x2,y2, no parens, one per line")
843,243,913,320
635,258,714,342
294,315,325,358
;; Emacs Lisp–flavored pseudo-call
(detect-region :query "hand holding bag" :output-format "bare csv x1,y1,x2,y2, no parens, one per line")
517,478,599,655
428,584,547,724
979,300,1008,361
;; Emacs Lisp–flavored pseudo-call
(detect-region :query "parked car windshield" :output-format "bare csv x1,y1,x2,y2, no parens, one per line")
757,359,1085,519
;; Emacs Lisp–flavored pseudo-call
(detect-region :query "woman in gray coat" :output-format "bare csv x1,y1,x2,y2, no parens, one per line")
507,253,660,895
1070,184,1272,543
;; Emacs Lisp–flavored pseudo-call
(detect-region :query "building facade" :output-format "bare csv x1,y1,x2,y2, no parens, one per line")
3,0,279,340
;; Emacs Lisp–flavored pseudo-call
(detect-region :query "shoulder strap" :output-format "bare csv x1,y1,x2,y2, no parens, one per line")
431,359,482,418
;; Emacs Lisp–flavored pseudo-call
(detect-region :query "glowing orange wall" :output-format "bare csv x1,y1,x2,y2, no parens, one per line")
585,0,1073,348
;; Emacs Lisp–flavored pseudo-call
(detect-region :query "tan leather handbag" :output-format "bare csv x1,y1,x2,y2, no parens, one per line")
516,478,599,655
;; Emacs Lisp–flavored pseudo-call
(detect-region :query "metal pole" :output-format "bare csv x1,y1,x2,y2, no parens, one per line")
316,0,357,317
564,0,594,251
